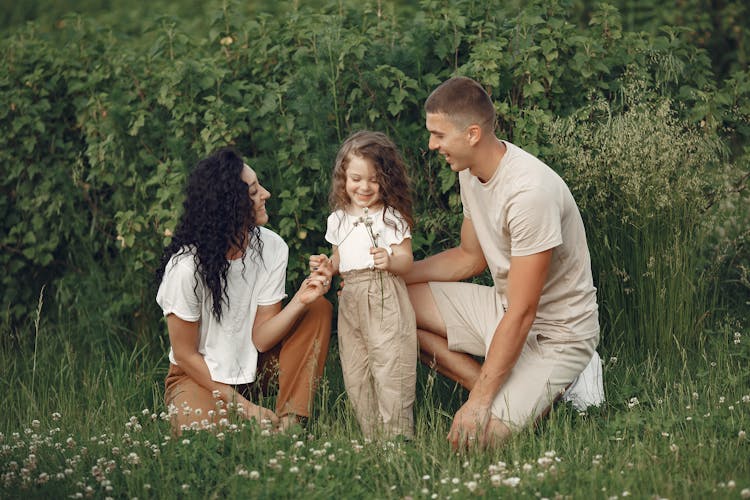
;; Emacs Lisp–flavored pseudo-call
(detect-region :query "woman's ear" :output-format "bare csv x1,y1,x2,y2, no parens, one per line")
466,124,482,146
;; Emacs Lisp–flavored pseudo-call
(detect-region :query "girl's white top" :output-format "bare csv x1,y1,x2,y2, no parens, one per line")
325,206,411,273
156,227,288,384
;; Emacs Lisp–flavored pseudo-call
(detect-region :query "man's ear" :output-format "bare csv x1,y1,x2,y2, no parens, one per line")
467,124,482,146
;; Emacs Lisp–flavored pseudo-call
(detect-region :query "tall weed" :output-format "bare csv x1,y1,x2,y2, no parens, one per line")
546,87,730,354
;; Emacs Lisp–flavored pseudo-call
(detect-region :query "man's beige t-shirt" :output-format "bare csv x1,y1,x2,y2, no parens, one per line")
459,141,599,340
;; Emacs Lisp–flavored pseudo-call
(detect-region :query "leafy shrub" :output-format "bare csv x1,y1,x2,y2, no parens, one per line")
0,0,746,354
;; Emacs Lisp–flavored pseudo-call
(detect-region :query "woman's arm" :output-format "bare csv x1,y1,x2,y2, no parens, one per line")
252,269,331,352
167,314,278,425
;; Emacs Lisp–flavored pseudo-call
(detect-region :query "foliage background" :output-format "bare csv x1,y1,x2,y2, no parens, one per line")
0,0,748,498
2,0,747,350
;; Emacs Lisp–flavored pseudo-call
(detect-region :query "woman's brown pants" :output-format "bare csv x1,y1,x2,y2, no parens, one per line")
164,297,332,431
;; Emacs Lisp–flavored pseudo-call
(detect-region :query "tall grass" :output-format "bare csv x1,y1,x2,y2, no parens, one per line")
546,92,731,355
1,308,748,499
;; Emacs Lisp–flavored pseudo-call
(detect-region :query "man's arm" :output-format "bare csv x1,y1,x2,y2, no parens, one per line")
403,218,487,284
447,248,553,450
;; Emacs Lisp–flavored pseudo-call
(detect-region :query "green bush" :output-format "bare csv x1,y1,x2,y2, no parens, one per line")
1,0,747,353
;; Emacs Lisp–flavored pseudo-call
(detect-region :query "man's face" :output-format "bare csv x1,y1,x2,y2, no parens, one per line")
426,112,472,173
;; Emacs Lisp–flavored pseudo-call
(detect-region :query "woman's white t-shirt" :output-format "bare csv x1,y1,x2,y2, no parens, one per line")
325,207,411,273
156,227,288,384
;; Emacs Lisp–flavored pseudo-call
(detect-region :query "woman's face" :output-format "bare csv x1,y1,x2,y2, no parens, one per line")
240,164,271,226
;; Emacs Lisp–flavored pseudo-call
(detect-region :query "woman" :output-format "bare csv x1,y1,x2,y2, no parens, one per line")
156,147,332,434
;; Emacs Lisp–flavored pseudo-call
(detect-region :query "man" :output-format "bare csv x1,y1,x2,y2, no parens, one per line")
404,76,602,450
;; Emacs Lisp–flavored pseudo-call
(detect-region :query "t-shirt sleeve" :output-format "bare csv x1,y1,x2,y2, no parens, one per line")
460,171,472,220
257,237,288,306
156,256,202,322
383,207,411,247
324,212,344,246
507,187,563,256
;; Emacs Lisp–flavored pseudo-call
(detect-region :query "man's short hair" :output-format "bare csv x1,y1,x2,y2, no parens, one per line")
425,76,496,131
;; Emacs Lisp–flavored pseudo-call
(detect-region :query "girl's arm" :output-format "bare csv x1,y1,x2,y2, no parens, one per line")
371,238,413,276
167,314,278,425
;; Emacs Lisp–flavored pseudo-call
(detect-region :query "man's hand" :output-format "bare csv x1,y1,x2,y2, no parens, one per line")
447,398,492,451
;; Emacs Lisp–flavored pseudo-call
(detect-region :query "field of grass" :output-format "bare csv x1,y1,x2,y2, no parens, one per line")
1,300,748,499
1,0,748,498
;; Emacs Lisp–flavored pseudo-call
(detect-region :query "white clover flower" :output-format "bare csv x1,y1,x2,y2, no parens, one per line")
502,477,521,488
537,457,553,468
465,481,478,492
181,439,190,445
739,430,746,439
181,484,189,491
422,475,430,481
289,466,299,474
249,470,260,480
490,474,502,487
740,488,750,499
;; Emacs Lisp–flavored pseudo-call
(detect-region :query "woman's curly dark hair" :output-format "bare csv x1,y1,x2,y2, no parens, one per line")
156,147,261,322
329,130,414,234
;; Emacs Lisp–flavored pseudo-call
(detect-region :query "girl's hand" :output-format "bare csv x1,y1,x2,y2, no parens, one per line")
309,254,330,273
370,246,391,271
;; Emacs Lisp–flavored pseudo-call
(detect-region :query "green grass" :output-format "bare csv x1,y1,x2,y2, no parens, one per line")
1,310,748,499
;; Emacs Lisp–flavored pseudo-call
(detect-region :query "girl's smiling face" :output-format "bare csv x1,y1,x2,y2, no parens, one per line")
344,154,381,214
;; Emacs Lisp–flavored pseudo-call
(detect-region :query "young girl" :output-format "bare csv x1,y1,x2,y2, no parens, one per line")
310,131,417,439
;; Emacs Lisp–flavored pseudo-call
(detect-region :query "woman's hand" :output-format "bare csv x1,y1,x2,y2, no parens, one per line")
293,275,330,305
236,395,279,429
